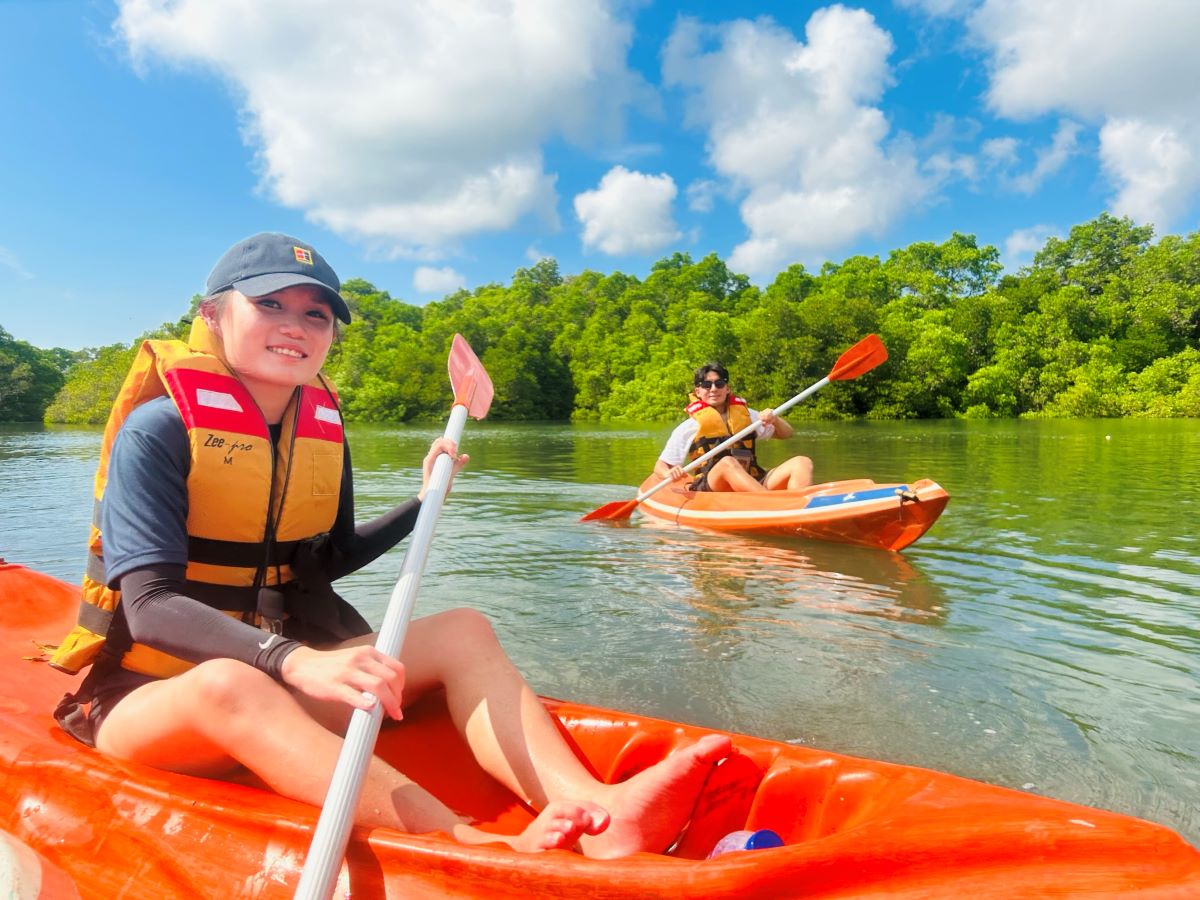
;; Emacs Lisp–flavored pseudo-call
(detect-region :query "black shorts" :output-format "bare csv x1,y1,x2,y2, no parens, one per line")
55,664,157,748
55,614,357,748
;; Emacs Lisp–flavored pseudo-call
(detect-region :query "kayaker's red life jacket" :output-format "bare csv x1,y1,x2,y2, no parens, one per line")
685,394,764,480
50,317,344,679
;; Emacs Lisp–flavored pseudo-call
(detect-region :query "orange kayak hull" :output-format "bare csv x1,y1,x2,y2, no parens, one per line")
2,562,1197,898
637,477,950,551
0,826,82,899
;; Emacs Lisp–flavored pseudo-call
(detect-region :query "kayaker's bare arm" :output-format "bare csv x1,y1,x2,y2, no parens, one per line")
653,459,690,482
758,408,794,439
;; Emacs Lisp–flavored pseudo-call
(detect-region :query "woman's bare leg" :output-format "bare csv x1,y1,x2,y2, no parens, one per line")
94,658,606,852
704,456,766,492
97,610,731,858
763,455,813,490
391,609,732,858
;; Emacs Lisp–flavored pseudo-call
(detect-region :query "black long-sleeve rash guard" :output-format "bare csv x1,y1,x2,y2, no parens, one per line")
101,395,423,681
117,497,421,680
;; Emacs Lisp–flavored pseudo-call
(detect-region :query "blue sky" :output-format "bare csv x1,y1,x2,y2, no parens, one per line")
3,0,1199,350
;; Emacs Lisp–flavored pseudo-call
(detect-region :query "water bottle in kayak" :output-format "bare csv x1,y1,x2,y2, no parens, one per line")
707,828,785,858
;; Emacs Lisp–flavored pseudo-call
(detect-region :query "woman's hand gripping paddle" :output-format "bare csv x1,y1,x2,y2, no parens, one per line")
295,334,494,900
580,334,888,522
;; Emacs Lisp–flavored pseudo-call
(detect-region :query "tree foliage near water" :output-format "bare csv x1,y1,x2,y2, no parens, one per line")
13,213,1200,424
0,326,73,422
41,314,193,425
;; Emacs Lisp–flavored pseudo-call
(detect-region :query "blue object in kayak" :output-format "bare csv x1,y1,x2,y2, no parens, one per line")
707,828,785,859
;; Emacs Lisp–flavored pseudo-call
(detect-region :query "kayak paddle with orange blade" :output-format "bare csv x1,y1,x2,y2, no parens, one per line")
580,333,888,523
296,334,494,900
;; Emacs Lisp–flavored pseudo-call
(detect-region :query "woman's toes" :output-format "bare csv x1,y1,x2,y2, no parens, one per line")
523,801,611,852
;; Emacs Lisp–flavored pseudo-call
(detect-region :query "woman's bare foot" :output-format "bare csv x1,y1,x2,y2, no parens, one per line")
579,734,732,859
456,800,610,853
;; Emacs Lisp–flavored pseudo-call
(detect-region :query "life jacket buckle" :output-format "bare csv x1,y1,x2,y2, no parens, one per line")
257,586,286,635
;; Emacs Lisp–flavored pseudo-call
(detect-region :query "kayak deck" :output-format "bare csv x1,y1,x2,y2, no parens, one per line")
3,562,1197,898
637,477,950,551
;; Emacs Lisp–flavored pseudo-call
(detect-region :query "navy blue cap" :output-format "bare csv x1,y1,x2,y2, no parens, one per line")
205,232,351,323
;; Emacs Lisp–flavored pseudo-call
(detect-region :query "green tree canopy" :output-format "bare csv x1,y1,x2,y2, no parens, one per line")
27,213,1200,425
0,326,67,422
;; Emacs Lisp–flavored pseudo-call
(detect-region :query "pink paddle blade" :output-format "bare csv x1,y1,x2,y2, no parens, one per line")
448,334,494,420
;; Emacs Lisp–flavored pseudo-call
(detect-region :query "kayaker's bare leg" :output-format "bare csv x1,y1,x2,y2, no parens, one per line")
93,658,607,853
97,611,730,857
763,455,813,490
704,455,766,492
391,609,733,858
577,733,731,859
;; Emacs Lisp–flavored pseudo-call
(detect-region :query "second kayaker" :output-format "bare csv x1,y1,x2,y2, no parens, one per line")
653,362,813,492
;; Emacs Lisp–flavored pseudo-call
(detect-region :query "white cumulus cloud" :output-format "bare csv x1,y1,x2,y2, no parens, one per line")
115,0,645,257
1002,224,1059,271
413,266,466,295
685,179,720,213
1015,120,1081,192
1099,118,1198,229
994,120,1082,194
969,0,1200,229
574,166,681,255
982,137,1019,169
662,7,931,278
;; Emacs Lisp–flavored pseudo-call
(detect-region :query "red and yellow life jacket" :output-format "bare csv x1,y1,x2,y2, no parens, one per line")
50,317,344,678
685,394,764,480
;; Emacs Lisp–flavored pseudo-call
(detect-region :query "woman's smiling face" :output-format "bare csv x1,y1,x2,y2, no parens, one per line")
213,285,335,399
694,374,730,408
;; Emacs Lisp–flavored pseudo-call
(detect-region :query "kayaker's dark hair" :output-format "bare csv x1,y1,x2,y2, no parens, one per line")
694,362,729,384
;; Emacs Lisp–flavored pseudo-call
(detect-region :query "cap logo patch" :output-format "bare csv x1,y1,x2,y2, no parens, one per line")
294,246,314,265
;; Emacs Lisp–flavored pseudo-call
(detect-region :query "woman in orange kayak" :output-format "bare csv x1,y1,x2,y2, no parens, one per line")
51,232,729,857
654,362,813,492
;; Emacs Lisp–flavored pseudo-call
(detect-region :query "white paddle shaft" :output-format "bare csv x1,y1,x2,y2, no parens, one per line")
295,402,468,900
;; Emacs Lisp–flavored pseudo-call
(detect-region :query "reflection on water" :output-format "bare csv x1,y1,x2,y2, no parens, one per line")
1,418,1197,849
634,523,949,629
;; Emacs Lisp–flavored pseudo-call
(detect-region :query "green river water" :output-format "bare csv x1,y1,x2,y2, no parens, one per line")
1,418,1197,847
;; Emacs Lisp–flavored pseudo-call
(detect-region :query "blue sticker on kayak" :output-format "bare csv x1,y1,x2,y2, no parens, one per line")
804,486,908,509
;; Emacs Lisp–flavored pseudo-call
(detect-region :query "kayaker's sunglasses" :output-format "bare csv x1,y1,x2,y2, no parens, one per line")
696,378,727,389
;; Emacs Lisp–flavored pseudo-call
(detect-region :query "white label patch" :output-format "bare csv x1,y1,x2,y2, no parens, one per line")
314,405,341,426
196,388,243,413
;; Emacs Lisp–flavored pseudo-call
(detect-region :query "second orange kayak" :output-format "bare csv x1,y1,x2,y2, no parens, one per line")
637,476,950,551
